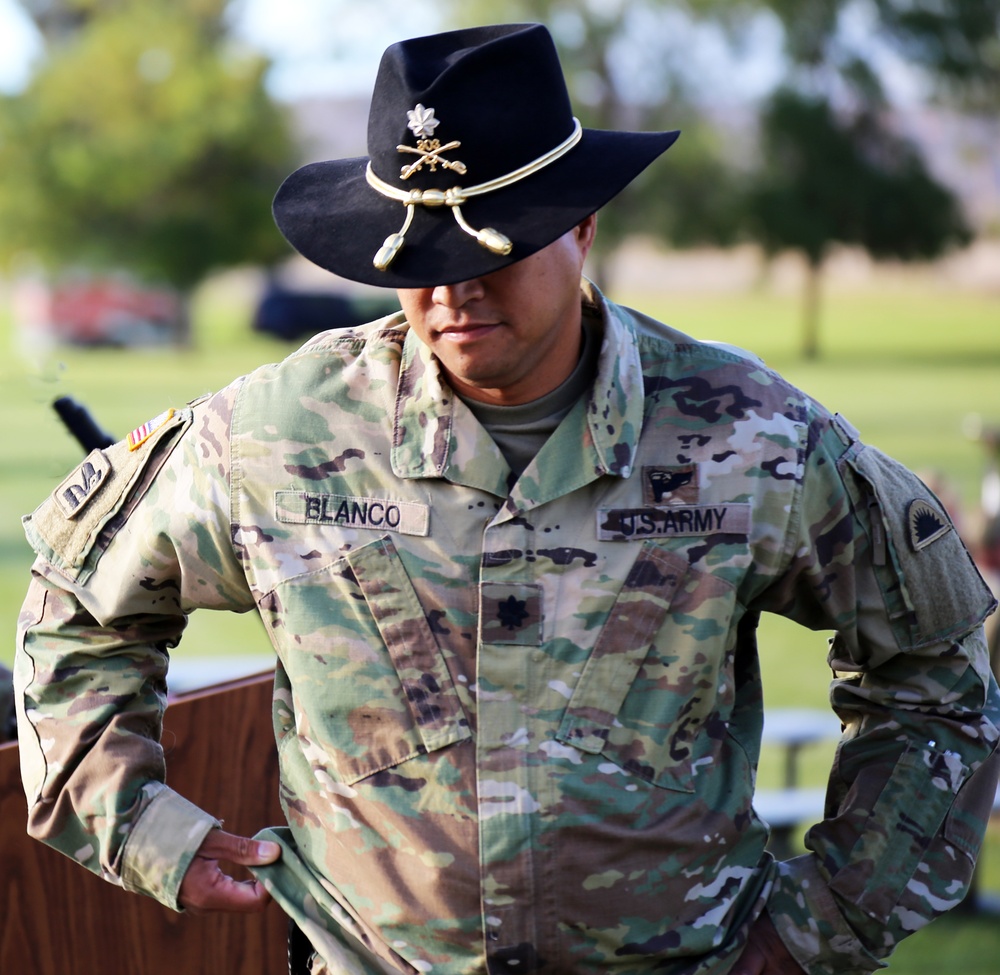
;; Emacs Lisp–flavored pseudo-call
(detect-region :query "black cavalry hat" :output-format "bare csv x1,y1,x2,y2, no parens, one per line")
272,23,680,289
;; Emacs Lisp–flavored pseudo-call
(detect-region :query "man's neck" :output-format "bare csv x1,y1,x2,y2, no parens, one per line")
459,319,601,479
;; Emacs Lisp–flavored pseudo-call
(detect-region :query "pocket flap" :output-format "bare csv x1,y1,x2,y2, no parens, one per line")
557,544,690,754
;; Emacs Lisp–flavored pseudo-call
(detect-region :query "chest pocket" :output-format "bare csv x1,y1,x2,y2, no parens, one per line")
259,535,471,785
556,541,738,793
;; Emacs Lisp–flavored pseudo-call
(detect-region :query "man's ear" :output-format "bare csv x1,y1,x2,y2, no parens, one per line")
576,212,598,261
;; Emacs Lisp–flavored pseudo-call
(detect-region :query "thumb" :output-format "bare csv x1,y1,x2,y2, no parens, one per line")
198,828,282,866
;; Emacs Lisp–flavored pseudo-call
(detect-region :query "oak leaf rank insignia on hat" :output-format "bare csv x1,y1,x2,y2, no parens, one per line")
271,23,679,289
407,104,440,140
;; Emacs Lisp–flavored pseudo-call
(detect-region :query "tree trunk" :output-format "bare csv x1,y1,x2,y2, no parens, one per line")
174,288,193,348
802,259,823,360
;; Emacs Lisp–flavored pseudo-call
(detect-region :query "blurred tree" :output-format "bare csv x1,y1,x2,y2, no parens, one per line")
437,0,747,289
18,0,234,42
437,0,995,337
747,89,970,358
766,0,1000,106
745,0,997,355
0,0,297,339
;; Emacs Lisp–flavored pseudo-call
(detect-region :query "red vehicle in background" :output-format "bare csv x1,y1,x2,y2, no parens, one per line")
15,274,184,347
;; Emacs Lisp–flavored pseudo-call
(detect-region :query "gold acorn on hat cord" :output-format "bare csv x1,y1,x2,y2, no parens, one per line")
372,183,514,271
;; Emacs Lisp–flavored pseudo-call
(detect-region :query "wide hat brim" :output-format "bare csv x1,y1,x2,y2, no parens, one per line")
273,126,679,289
272,24,680,289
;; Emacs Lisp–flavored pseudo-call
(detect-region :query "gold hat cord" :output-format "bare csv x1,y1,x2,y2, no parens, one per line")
365,118,583,271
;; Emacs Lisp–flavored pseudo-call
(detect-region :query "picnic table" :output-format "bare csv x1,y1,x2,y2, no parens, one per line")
755,708,842,860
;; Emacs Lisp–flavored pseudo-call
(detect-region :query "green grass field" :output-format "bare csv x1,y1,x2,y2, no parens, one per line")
2,266,999,971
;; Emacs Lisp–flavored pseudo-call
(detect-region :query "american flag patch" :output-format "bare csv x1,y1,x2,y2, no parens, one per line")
127,408,175,451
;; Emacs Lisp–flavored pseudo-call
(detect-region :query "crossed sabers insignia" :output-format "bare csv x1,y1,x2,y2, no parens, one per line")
398,139,468,179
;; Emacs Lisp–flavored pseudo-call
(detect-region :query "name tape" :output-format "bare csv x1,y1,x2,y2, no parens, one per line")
275,491,430,536
597,503,751,540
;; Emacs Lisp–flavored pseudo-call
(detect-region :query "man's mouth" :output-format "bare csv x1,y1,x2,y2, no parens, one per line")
437,321,500,340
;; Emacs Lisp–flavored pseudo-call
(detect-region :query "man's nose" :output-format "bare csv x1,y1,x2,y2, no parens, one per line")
431,277,486,308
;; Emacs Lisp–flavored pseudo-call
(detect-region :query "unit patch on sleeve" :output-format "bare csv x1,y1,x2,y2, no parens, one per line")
54,450,112,519
906,498,952,551
275,491,430,536
597,503,751,541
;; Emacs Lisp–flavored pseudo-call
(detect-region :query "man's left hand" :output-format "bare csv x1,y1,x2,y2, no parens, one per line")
731,911,806,975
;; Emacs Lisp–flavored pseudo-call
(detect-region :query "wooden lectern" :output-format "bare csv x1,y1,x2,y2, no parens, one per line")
0,672,288,975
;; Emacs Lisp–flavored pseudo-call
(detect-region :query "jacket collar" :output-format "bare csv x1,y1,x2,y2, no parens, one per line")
390,279,644,500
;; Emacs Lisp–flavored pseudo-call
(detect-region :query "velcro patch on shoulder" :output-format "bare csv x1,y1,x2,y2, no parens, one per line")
53,450,113,519
24,408,191,582
841,444,995,648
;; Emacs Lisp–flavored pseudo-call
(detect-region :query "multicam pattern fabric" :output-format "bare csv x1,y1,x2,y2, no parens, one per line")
15,282,1000,975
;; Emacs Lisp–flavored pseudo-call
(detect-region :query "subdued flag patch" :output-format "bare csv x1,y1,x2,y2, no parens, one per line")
127,409,175,452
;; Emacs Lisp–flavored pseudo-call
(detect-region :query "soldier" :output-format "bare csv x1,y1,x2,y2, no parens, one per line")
14,22,1000,975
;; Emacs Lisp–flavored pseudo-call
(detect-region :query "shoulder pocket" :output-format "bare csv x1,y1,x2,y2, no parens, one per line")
829,740,969,922
840,444,996,649
23,409,192,585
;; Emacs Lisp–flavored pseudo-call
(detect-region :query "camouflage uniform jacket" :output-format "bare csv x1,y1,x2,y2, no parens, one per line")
15,282,1000,975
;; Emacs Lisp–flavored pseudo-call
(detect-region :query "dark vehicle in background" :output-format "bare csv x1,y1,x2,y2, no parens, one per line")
252,279,399,341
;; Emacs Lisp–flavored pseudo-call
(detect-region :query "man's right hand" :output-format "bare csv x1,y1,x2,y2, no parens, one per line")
178,828,282,914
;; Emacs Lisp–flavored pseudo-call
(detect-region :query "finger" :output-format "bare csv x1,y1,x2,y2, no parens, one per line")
733,913,803,975
731,940,765,975
196,828,282,866
180,855,273,914
183,878,271,914
199,874,272,914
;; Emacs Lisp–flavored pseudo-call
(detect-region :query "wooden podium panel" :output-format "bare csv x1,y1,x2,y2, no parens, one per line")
0,672,288,975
